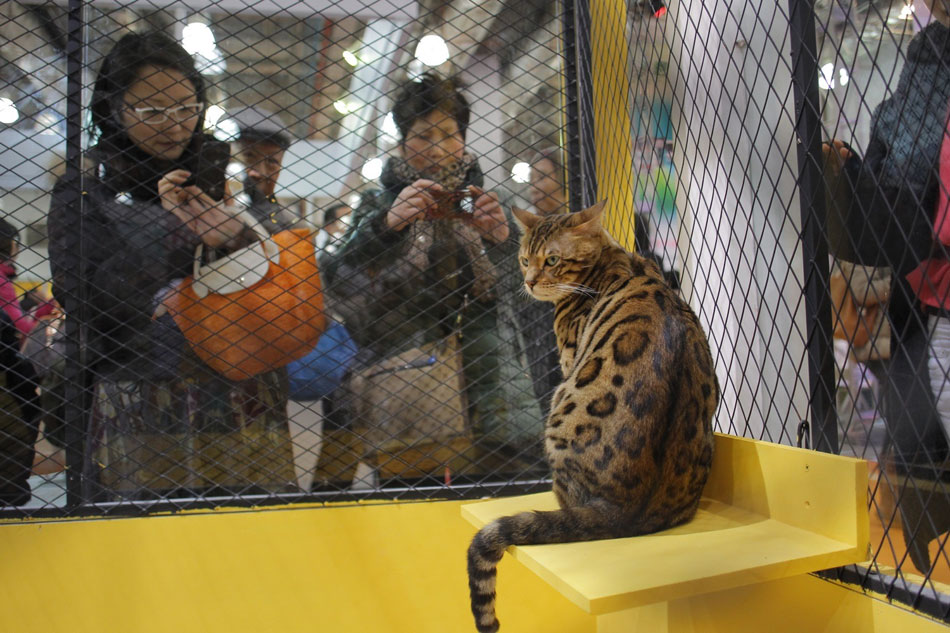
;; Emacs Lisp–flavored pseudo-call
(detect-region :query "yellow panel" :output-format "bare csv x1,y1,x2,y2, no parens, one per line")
462,434,869,615
590,0,636,250
597,574,950,633
0,499,595,633
703,434,869,546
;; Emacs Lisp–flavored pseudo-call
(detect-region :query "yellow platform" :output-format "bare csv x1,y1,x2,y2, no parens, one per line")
463,434,872,627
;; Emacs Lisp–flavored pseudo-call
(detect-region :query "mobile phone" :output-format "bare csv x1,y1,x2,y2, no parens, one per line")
183,141,230,201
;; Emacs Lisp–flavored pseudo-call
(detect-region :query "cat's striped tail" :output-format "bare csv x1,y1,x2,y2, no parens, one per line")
467,502,632,633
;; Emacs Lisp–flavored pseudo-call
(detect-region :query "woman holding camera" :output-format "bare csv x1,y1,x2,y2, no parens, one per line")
324,74,543,475
48,31,295,501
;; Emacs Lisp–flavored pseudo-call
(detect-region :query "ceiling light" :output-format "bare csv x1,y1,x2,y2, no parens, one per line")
511,161,531,184
182,22,217,57
381,112,399,142
899,3,915,19
415,34,450,67
213,117,239,142
838,68,850,87
361,157,383,181
333,100,360,115
182,22,226,75
818,63,835,91
204,104,226,127
0,98,18,124
342,50,358,67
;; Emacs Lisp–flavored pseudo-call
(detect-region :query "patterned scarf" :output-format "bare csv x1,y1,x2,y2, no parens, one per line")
388,154,497,301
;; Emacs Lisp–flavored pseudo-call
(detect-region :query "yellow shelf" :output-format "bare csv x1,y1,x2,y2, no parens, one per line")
462,434,870,616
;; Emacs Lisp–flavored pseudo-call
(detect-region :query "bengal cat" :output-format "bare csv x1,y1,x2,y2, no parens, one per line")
466,201,719,632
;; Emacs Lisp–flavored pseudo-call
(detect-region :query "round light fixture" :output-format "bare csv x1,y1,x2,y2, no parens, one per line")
204,104,226,127
361,157,384,181
182,22,217,57
415,34,450,67
0,98,19,125
213,117,240,142
333,100,360,115
511,161,531,184
381,112,399,143
342,50,359,67
818,63,835,91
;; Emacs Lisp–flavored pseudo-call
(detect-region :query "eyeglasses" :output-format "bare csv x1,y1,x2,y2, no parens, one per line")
127,102,203,125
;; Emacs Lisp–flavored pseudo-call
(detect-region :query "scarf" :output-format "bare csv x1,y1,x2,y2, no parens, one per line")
386,154,497,301
889,23,950,309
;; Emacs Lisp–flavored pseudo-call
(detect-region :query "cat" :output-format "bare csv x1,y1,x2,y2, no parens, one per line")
466,201,719,633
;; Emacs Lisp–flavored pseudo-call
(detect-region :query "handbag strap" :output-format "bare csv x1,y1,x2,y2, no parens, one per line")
192,208,274,280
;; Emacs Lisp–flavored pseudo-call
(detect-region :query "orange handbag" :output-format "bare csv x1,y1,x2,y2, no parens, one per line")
162,215,326,381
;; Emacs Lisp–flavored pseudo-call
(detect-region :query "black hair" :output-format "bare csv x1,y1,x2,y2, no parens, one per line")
391,72,470,143
91,30,207,151
0,218,18,260
323,203,350,227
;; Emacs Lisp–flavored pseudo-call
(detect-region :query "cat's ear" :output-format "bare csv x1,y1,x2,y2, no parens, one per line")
512,207,541,232
570,200,607,235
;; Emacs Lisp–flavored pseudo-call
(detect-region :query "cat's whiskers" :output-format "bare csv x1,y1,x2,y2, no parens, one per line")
557,282,598,297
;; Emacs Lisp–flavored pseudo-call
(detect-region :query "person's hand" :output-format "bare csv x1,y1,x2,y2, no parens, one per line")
387,179,443,231
467,185,509,244
822,139,854,164
158,170,245,249
33,300,58,320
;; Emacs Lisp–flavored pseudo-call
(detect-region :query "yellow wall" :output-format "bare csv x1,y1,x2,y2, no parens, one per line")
0,499,595,633
0,498,945,633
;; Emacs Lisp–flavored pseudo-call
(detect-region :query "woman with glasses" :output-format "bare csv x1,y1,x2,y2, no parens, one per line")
47,31,296,501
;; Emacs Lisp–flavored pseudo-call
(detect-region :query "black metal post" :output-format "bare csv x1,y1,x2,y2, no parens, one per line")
561,0,598,210
63,0,87,506
787,0,838,454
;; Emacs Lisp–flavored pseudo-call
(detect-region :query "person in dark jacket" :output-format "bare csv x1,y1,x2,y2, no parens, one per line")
324,73,544,478
0,222,41,506
47,31,296,501
825,7,950,572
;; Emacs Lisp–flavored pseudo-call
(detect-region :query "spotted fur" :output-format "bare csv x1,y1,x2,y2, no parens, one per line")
466,201,719,633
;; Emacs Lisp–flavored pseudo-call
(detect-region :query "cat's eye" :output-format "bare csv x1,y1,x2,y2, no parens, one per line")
545,255,560,266
519,257,529,267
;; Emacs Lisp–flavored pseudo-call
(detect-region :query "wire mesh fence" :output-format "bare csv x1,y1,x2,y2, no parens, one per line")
1,0,949,621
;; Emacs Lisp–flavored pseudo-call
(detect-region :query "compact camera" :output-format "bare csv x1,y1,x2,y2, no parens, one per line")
431,187,474,218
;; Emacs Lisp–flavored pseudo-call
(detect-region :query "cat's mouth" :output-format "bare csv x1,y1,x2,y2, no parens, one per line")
527,283,562,301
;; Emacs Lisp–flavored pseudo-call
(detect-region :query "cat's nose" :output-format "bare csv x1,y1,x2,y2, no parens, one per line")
526,279,536,289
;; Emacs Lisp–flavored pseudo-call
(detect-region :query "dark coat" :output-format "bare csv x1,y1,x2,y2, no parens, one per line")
48,136,296,382
322,157,495,361
0,310,40,505
840,21,950,469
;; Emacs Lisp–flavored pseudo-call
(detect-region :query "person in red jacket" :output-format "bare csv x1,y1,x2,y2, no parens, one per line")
0,219,54,339
0,217,42,506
